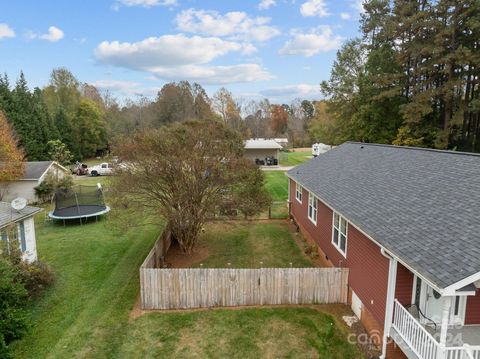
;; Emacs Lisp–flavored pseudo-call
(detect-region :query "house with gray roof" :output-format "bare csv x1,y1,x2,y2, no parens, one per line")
0,201,42,262
1,161,69,203
286,142,480,359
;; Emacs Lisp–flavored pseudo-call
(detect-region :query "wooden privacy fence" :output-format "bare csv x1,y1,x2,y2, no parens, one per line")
140,253,349,310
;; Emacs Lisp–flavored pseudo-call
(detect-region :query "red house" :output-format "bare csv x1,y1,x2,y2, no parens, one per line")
287,142,480,359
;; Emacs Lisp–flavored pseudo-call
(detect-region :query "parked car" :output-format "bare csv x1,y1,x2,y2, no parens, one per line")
71,161,89,176
89,162,114,176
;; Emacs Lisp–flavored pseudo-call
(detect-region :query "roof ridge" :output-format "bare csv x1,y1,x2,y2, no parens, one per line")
345,141,480,158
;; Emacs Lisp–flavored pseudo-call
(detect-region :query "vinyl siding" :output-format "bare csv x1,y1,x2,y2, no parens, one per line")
465,290,480,325
290,179,390,325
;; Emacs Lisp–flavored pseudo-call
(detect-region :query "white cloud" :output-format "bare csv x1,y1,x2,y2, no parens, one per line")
91,79,141,91
28,26,64,42
0,23,15,39
91,79,161,98
117,0,176,7
94,34,272,85
151,64,273,84
260,84,322,100
279,26,342,57
258,0,276,10
300,0,329,17
340,12,352,20
175,8,280,42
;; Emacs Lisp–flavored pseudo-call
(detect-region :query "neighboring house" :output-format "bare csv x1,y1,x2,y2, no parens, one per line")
0,201,42,262
2,161,69,203
244,139,282,164
287,142,480,359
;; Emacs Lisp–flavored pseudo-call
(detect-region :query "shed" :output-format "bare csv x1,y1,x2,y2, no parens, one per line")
244,139,282,164
0,201,42,262
2,161,69,203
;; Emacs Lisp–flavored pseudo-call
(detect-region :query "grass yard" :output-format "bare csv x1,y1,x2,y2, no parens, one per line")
11,176,364,358
279,150,312,166
264,171,288,202
117,307,363,359
189,221,312,268
263,171,289,219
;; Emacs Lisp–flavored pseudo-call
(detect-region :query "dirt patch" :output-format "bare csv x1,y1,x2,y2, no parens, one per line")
287,219,325,267
129,295,144,321
165,241,210,268
290,147,311,152
312,304,381,358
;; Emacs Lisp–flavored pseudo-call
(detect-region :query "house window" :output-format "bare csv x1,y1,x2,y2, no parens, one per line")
0,230,7,242
308,193,317,224
295,183,302,203
18,221,26,252
332,212,347,256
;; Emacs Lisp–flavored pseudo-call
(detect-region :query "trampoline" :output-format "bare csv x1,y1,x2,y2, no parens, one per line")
48,184,110,223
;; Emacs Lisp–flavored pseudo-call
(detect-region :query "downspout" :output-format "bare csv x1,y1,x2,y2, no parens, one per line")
380,248,398,359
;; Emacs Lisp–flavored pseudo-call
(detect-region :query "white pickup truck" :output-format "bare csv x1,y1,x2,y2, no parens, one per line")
89,162,114,176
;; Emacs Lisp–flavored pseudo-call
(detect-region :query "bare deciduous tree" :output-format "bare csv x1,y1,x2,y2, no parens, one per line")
110,120,271,254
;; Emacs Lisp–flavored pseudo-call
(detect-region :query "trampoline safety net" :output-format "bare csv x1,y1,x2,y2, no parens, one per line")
52,185,108,218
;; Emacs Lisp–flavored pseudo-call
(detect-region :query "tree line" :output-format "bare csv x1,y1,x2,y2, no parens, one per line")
0,71,317,163
310,0,480,152
0,69,108,161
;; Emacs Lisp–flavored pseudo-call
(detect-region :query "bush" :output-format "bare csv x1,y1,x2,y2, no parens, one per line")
15,260,55,298
34,172,74,203
0,259,29,359
0,237,55,298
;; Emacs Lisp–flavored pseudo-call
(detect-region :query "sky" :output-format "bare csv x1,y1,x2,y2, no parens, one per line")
0,0,363,104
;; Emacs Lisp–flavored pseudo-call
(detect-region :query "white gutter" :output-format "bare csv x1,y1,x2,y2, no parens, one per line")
380,248,397,359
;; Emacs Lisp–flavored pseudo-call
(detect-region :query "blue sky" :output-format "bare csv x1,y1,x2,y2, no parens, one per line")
0,0,362,103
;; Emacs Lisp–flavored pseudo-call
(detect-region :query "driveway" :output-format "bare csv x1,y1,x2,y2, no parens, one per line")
261,166,294,171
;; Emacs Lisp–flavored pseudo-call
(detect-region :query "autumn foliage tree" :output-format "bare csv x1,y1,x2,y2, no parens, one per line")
110,120,271,254
0,111,24,199
270,105,288,135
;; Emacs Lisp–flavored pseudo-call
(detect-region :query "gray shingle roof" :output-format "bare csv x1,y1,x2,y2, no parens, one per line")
287,142,480,289
0,202,42,229
22,161,54,180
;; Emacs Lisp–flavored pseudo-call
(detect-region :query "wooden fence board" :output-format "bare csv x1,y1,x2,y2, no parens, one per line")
140,266,349,310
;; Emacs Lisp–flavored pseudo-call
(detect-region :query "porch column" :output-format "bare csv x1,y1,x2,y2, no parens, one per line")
381,254,397,359
437,296,452,359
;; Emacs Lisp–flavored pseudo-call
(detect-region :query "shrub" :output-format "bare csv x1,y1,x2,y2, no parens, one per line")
34,172,74,203
15,260,55,298
0,259,29,359
0,237,55,298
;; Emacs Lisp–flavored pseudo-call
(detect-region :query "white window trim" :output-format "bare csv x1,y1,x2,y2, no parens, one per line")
295,183,303,203
332,211,347,257
307,192,317,225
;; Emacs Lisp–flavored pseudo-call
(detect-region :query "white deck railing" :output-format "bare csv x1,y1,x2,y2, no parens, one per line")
392,299,440,359
392,299,480,359
445,345,480,359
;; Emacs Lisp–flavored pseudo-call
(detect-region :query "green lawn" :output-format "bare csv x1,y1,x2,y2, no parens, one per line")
12,212,161,359
264,171,288,202
194,221,312,268
116,307,363,359
11,178,363,358
279,150,312,166
264,171,289,218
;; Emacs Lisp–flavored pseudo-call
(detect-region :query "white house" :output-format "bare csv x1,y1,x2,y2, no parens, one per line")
2,161,69,203
0,201,42,262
